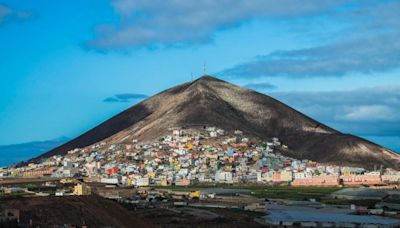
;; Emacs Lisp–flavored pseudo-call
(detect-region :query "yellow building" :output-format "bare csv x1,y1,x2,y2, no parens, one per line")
147,171,155,178
10,169,22,176
186,143,193,150
280,170,293,182
188,191,200,198
160,178,168,186
73,183,91,196
343,169,351,177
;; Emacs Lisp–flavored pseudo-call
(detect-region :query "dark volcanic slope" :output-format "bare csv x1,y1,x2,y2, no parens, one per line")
32,76,400,169
0,195,155,227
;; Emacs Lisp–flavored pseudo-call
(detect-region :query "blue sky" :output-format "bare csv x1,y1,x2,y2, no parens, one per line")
0,0,399,154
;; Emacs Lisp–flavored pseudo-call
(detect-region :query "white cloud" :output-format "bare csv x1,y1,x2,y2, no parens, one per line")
0,4,32,25
87,0,348,50
221,33,400,78
244,82,277,90
270,85,400,136
0,5,11,23
220,1,400,78
337,105,398,121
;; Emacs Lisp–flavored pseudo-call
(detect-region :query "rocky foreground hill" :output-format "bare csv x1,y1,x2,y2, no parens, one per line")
31,76,400,170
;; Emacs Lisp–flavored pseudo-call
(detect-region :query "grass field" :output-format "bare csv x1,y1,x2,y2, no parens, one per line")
155,185,342,201
0,191,33,197
249,186,341,200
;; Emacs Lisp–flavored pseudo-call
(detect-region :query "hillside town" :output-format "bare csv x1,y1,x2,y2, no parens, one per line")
2,127,400,188
2,127,400,227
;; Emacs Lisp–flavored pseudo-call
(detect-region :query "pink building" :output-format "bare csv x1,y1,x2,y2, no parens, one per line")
272,172,281,182
341,174,382,185
292,175,340,187
175,178,190,186
261,167,269,173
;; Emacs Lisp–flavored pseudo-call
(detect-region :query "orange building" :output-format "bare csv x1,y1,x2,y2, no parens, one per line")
271,172,281,182
341,173,382,186
22,168,54,177
271,171,292,182
175,178,190,186
292,175,340,187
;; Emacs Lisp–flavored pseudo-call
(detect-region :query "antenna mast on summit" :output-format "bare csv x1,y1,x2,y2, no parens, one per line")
203,62,207,75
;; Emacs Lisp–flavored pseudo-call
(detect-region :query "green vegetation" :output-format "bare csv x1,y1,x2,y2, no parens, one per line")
155,185,204,192
250,186,341,200
155,185,342,200
0,191,33,198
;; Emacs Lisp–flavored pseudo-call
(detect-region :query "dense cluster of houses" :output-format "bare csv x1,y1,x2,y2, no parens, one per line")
2,127,400,187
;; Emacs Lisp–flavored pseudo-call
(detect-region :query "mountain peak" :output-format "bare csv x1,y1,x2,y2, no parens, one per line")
196,75,223,83
32,76,400,169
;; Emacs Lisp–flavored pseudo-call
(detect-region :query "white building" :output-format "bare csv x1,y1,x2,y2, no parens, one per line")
215,171,233,183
